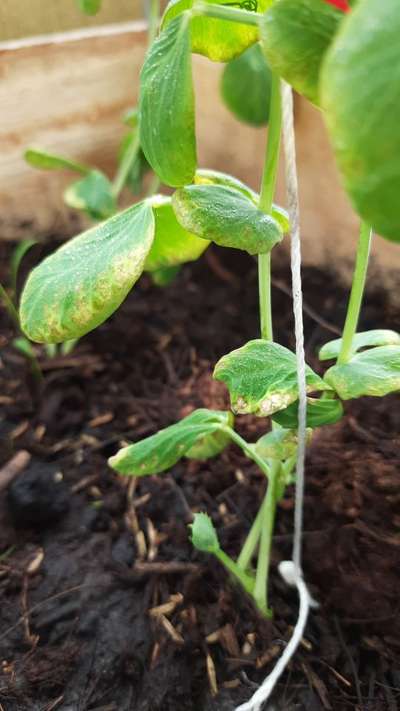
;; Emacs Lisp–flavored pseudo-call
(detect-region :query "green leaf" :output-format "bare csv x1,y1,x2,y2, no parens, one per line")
186,411,234,459
24,148,89,175
190,512,220,553
19,202,155,343
145,196,209,271
162,0,269,63
108,409,232,476
324,346,400,400
64,170,116,220
76,0,102,14
319,330,400,362
194,169,289,233
221,43,271,126
270,204,290,235
272,396,344,428
253,428,299,461
320,0,400,241
139,13,196,187
150,265,181,286
172,185,282,255
195,169,258,201
260,0,343,105
214,339,330,416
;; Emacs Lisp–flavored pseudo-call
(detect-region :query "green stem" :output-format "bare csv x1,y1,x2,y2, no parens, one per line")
193,2,260,26
27,352,44,384
258,73,282,341
238,453,295,578
147,0,160,45
112,129,141,200
281,453,296,482
224,427,270,479
215,549,255,595
337,221,372,364
253,461,280,617
0,283,20,329
237,488,266,572
258,255,273,340
112,0,160,200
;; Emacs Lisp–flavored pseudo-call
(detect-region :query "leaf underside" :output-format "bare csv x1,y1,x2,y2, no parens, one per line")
253,428,299,461
319,329,400,361
172,185,283,255
139,13,196,187
272,396,344,428
145,196,209,271
221,43,272,126
194,169,290,233
64,170,116,220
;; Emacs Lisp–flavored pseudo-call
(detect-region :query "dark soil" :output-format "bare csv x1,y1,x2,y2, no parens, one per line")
0,240,399,711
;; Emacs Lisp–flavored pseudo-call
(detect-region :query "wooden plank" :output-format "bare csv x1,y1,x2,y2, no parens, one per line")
0,0,139,42
0,26,398,281
0,27,148,238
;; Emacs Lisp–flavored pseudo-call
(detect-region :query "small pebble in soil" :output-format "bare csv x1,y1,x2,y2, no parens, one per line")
112,532,136,566
79,504,111,532
7,462,70,527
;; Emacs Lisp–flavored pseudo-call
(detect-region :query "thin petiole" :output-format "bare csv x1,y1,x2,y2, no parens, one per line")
258,72,282,341
237,451,297,575
215,548,255,595
253,461,280,616
193,1,260,26
0,282,20,329
337,221,372,364
112,0,160,200
237,487,266,572
147,0,160,45
223,427,270,479
112,127,141,200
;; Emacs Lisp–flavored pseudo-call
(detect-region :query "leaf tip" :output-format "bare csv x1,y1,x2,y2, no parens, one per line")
189,512,220,553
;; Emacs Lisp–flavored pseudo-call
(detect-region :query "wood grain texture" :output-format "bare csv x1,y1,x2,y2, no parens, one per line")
0,26,398,281
0,28,148,238
0,0,137,42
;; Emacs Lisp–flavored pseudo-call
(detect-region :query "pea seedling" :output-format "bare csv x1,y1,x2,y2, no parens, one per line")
19,0,400,617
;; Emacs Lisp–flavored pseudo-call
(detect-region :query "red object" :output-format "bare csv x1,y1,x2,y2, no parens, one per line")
324,0,350,11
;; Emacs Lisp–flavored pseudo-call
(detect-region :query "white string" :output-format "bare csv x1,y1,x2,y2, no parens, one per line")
234,80,316,711
281,80,307,573
235,564,314,711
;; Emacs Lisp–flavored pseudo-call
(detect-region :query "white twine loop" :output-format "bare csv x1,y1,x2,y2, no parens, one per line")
234,81,317,711
235,564,317,711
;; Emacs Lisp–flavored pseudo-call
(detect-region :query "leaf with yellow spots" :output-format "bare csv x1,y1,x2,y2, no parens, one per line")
214,339,330,417
19,202,155,343
108,409,232,476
